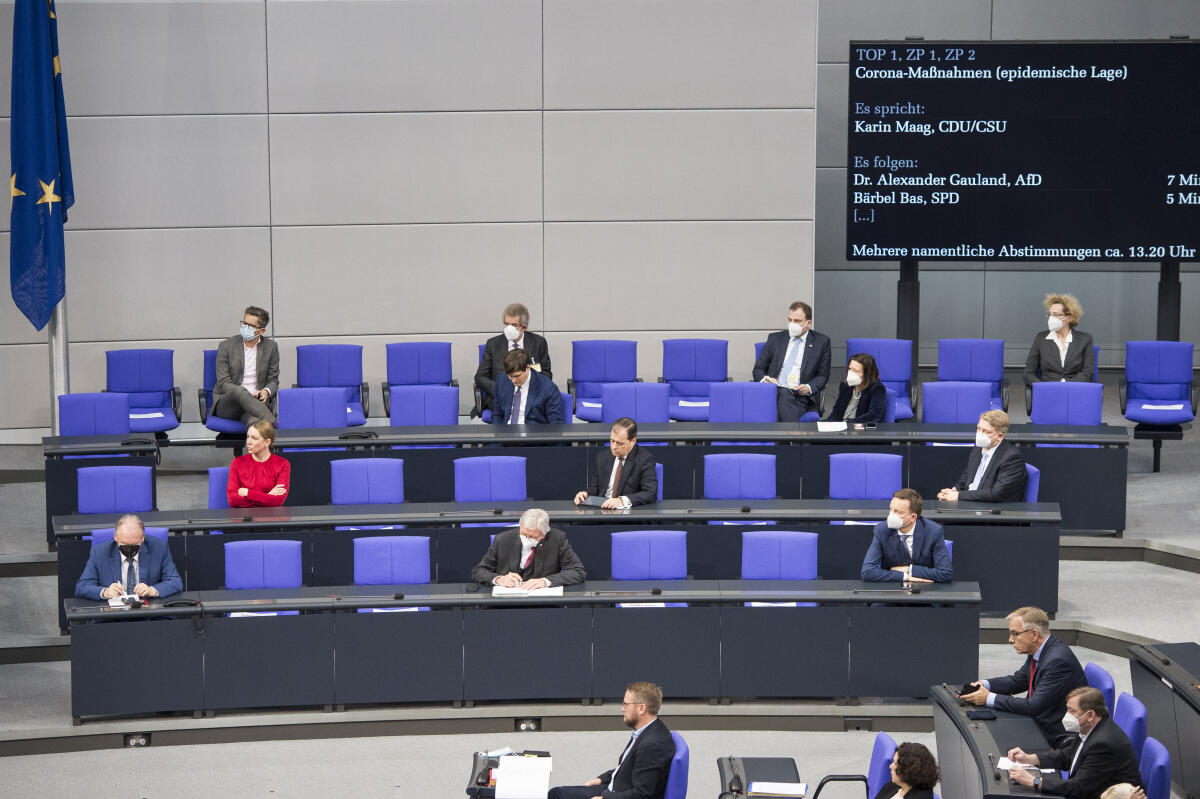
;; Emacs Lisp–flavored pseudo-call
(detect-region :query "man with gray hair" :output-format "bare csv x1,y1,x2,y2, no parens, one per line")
75,514,183,601
961,605,1086,738
471,508,585,589
474,302,553,418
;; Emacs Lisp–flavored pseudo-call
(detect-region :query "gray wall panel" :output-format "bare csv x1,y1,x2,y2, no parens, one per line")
992,0,1200,39
270,224,543,337
268,112,542,225
66,115,269,229
544,110,814,221
266,0,541,113
816,64,848,168
543,221,813,332
0,344,52,428
817,0,993,63
544,0,816,110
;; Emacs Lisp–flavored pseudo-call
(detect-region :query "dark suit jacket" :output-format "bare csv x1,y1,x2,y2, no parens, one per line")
475,331,552,409
986,633,1086,738
493,367,564,424
861,516,953,583
753,329,832,409
588,445,659,506
74,537,183,601
212,334,280,409
826,380,888,424
471,527,586,587
596,718,676,799
953,438,1027,502
872,784,935,799
1024,329,1095,385
1034,716,1142,799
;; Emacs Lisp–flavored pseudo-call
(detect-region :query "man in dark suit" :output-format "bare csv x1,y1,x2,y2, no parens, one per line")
752,300,832,421
1006,686,1142,798
474,302,553,415
493,349,565,424
211,305,280,425
550,681,676,799
938,409,1027,503
471,508,586,589
574,417,659,508
75,514,182,601
962,606,1087,739
861,488,953,583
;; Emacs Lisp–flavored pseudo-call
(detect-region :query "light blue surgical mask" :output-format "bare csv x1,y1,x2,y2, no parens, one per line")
240,324,257,341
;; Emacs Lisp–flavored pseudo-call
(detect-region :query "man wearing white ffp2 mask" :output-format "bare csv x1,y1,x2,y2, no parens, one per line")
938,409,1028,503
860,488,953,583
473,302,553,417
751,300,832,422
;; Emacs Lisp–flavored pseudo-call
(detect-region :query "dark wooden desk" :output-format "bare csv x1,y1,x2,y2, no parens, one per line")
931,685,1047,799
1129,642,1200,798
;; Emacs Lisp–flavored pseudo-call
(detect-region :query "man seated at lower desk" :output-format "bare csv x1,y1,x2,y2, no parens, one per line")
1006,686,1142,798
937,409,1027,503
471,508,586,590
860,488,953,583
75,513,182,601
574,417,658,509
492,348,565,425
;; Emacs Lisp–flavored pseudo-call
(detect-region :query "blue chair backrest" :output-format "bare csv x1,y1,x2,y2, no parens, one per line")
703,453,776,500
88,526,168,546
296,344,363,403
389,385,459,426
921,381,993,423
1125,340,1194,400
385,342,453,386
106,348,174,407
1031,382,1103,425
708,382,776,423
59,392,131,436
1114,692,1148,760
77,466,154,514
828,453,902,500
661,339,728,397
1083,662,1115,712
1139,736,1171,799
601,382,670,424
944,539,953,560
224,540,303,589
1024,463,1040,502
611,530,687,580
277,387,350,429
867,732,898,799
754,341,766,362
353,535,431,585
846,337,913,391
453,456,526,502
741,530,817,579
571,340,637,399
664,731,690,799
208,466,230,509
656,462,664,502
332,458,405,505
560,392,574,422
937,339,1004,398
1092,344,1100,382
882,387,897,423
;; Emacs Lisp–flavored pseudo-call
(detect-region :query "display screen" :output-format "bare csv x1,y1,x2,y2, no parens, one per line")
846,40,1200,261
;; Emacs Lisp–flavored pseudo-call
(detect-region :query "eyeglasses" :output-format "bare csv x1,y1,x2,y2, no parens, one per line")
1007,628,1036,640
240,320,263,329
620,701,645,708
1049,312,1070,319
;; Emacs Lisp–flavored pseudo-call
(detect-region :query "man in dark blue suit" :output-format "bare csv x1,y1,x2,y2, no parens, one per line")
752,300,832,421
75,514,182,601
861,488,953,583
493,349,565,424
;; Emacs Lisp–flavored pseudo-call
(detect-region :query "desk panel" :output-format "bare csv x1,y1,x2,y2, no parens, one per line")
720,605,850,698
592,605,723,699
850,607,979,698
931,685,1045,799
334,609,464,704
203,613,336,710
463,607,592,701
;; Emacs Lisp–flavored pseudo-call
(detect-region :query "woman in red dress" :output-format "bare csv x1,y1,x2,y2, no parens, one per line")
227,420,290,507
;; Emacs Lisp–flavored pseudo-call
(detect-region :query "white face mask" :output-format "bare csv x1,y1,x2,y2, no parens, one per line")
846,371,863,387
886,512,906,530
504,324,521,342
1061,711,1081,734
976,430,993,448
1047,315,1064,332
239,323,257,341
787,321,807,338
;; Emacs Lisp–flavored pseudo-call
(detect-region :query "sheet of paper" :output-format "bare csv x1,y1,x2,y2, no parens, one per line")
816,421,847,432
129,412,164,419
748,781,808,797
495,754,553,799
677,400,710,407
995,758,1055,773
580,401,602,408
1142,403,1185,410
747,601,800,608
492,585,565,597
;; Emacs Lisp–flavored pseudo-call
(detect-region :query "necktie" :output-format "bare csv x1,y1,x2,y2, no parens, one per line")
901,534,913,557
125,557,138,593
611,457,624,499
510,386,521,424
1028,657,1037,695
779,337,802,386
522,544,536,570
969,449,992,491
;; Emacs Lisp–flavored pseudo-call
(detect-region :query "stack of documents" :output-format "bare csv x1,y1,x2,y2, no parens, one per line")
748,781,808,797
495,754,553,799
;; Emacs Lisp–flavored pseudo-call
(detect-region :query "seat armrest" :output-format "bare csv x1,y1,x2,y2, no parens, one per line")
381,382,391,418
359,382,370,418
567,378,576,395
450,378,459,388
815,386,825,416
1025,385,1033,417
197,388,209,423
635,377,644,383
1000,378,1010,412
1191,381,1198,415
470,386,483,419
657,376,665,383
171,387,182,422
811,774,868,799
1118,378,1127,414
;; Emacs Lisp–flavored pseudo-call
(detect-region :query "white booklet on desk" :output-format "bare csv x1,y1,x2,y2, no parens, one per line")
492,585,564,597
495,754,553,799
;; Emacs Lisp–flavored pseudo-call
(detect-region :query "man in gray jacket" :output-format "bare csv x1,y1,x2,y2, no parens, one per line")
211,305,280,425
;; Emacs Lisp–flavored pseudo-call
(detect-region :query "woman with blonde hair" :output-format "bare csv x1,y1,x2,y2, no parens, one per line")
1023,292,1095,385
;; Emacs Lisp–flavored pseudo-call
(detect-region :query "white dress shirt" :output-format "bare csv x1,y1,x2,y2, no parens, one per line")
240,340,259,393
1045,329,1073,379
775,334,808,389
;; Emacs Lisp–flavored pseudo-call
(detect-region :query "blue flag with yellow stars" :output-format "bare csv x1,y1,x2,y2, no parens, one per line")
9,0,74,331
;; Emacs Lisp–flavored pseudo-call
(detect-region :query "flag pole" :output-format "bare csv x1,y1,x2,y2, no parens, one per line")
47,298,69,435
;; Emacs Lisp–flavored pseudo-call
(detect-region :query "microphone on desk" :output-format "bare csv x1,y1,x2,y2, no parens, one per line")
990,507,1001,515
493,507,503,515
741,506,751,513
393,592,405,600
651,588,662,596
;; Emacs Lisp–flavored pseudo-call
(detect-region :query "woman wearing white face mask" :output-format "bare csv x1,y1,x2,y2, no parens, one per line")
826,353,888,427
1023,293,1095,386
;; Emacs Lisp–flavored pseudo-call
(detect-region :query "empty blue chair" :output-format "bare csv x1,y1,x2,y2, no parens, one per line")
208,466,230,509
611,530,687,580
77,466,153,514
276,387,350,430
224,540,303,589
87,526,168,545
569,340,638,422
1122,340,1197,472
660,339,729,421
59,393,131,436
1114,692,1148,761
331,459,404,505
353,535,430,585
828,453,903,500
811,730,897,799
601,382,670,424
1139,736,1170,799
845,338,915,420
295,344,369,425
453,456,526,502
921,381,994,423
708,382,777,423
703,454,776,500
1083,662,1115,712
199,349,250,435
937,339,1007,411
1032,382,1103,448
741,530,817,579
1024,463,1040,502
664,731,690,799
388,385,459,427
382,342,455,417
105,349,181,433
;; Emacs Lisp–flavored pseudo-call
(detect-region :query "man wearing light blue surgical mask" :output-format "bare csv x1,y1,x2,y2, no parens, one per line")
210,305,280,426
938,409,1027,503
752,300,832,422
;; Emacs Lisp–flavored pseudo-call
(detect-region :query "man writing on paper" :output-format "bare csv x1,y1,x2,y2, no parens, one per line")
549,681,676,799
210,305,280,426
492,349,565,425
860,489,953,583
937,410,1027,503
474,302,553,416
75,514,182,601
471,508,586,590
752,300,832,422
574,417,659,508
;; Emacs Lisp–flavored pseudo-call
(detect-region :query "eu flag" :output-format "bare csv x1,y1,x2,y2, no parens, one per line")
9,0,74,331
